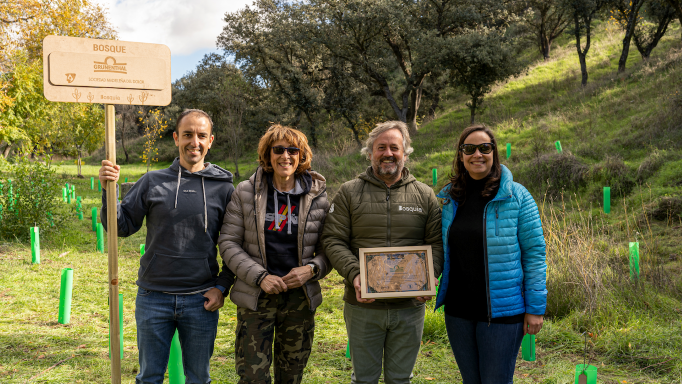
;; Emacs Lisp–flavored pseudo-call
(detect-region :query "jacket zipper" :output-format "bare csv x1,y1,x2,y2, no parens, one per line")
483,202,492,325
495,206,499,236
386,187,391,246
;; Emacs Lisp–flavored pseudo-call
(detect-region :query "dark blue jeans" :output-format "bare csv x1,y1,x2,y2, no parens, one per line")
135,287,219,384
444,313,524,384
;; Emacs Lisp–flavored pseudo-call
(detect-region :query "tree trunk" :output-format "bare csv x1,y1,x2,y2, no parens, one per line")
233,156,240,179
305,112,318,148
618,0,644,73
406,87,422,135
2,144,12,158
540,35,551,60
666,0,682,40
120,119,129,163
574,13,592,87
77,149,83,177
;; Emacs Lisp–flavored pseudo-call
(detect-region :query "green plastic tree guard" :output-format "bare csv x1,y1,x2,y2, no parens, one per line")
47,212,54,227
58,268,73,324
96,223,105,253
169,330,186,384
345,341,351,359
140,244,145,257
92,207,98,232
124,177,128,183
91,177,95,190
603,187,611,214
109,293,124,360
30,227,40,264
629,242,640,280
78,211,83,220
522,334,535,361
98,179,102,192
432,168,437,187
506,143,511,159
62,187,67,202
67,192,71,204
555,141,563,153
574,364,597,384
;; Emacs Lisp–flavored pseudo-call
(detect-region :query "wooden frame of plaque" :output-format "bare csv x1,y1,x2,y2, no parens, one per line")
359,245,436,299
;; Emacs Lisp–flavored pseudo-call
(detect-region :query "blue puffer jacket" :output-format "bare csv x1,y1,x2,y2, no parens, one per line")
434,165,547,318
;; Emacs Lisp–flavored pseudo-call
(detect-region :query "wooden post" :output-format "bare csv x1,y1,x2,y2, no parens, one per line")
105,104,122,384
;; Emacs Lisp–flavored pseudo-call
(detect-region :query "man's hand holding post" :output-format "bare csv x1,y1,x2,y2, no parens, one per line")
99,160,120,189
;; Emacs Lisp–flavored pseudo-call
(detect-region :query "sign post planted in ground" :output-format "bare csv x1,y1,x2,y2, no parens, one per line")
43,35,171,384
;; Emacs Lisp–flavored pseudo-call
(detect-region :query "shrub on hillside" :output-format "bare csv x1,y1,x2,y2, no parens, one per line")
649,196,682,222
515,153,589,199
0,158,62,241
636,149,666,182
587,156,636,202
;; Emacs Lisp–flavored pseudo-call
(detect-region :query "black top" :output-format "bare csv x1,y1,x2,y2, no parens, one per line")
444,174,524,324
263,172,312,277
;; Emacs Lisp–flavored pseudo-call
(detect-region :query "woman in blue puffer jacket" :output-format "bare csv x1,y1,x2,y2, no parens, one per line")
434,124,547,384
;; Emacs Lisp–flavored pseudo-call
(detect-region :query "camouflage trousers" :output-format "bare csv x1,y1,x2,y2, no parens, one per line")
235,287,315,384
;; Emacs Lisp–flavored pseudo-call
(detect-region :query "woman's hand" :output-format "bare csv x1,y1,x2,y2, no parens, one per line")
524,313,543,335
260,275,288,294
282,266,314,289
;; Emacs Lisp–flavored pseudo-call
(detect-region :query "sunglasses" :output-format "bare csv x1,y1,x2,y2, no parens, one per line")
459,143,495,155
272,146,300,155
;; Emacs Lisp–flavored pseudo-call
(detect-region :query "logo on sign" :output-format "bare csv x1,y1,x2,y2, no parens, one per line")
65,73,76,83
93,56,127,74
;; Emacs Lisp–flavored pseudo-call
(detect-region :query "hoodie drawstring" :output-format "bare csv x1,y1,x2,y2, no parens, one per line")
274,189,280,230
286,194,292,235
202,176,207,233
174,167,181,209
273,187,293,234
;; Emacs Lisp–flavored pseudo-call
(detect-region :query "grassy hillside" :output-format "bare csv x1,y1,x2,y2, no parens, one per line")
2,22,681,383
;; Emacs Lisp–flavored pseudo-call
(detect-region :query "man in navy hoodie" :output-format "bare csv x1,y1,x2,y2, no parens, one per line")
99,109,235,384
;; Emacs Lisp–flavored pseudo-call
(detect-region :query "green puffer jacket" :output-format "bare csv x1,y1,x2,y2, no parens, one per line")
321,166,443,309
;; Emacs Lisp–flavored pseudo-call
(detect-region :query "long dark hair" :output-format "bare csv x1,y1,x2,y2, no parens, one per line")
448,124,502,204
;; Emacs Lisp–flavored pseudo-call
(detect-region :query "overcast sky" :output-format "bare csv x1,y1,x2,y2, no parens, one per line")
94,0,251,81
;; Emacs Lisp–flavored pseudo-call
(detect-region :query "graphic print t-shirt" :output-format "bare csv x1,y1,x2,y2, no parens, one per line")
263,183,301,277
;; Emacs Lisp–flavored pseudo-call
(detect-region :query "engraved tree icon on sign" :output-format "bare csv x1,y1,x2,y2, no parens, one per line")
127,94,134,104
139,91,149,105
87,92,94,103
72,89,81,102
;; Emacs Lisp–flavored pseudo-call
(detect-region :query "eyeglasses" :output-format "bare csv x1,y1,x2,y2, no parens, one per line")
459,143,495,155
271,146,300,155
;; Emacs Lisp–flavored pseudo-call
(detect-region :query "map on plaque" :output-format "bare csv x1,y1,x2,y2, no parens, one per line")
359,245,436,299
42,35,171,106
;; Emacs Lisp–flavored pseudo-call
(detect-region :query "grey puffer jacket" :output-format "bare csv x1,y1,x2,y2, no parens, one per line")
218,167,331,311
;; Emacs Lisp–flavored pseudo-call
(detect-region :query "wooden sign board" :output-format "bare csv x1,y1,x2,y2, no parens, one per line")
42,35,171,106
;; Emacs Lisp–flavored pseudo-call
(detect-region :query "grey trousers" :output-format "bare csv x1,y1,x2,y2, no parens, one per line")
344,302,425,384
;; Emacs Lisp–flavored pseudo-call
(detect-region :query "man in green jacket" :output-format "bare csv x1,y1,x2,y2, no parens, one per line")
322,121,443,384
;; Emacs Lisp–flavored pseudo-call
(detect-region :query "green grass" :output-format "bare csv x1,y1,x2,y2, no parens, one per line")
3,22,682,383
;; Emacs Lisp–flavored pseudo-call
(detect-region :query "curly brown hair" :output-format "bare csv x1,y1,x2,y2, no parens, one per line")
448,124,501,204
257,124,313,175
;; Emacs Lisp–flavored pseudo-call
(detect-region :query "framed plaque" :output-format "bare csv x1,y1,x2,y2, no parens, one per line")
359,245,436,299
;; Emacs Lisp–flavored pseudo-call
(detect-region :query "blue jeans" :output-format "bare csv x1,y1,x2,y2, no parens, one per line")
444,314,524,384
344,302,425,384
135,287,219,384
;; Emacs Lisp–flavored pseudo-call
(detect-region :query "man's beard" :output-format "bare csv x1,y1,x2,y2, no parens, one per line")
373,156,404,178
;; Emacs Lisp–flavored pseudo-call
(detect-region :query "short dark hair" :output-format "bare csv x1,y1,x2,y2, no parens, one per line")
176,109,213,134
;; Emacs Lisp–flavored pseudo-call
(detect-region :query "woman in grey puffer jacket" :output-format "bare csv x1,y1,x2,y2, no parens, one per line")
217,124,330,384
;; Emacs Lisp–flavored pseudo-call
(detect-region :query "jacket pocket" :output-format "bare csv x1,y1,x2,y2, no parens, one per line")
140,253,212,288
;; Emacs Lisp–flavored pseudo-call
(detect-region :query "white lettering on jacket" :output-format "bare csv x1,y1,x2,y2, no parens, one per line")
398,205,423,213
